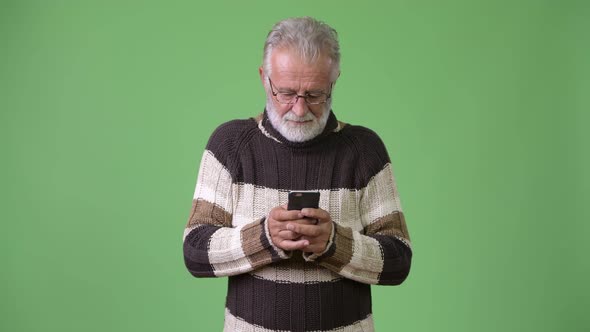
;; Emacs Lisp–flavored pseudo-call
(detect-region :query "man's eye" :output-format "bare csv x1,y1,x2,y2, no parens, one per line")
279,93,296,99
306,94,323,101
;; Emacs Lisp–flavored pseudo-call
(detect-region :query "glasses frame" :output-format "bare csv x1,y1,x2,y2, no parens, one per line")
268,77,333,105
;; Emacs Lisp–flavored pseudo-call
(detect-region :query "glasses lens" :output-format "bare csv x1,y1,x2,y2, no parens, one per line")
306,95,327,104
276,93,327,104
276,94,295,104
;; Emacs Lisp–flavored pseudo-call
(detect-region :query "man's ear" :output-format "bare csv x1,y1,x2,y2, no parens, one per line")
331,70,341,84
259,66,265,84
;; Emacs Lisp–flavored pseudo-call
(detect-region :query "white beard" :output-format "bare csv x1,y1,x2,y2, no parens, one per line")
266,100,331,143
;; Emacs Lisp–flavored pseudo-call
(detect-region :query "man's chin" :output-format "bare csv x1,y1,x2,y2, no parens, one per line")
280,123,319,142
265,104,329,142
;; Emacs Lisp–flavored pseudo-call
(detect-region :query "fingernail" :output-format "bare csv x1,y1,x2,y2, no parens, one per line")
287,224,294,230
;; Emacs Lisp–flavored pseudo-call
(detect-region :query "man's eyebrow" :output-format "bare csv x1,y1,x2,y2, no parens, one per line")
276,87,296,93
277,86,326,94
307,89,325,94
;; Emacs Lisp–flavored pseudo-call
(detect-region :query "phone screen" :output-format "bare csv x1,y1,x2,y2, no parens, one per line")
287,191,320,210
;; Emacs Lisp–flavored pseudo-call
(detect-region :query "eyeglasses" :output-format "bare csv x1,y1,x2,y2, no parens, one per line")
268,77,333,105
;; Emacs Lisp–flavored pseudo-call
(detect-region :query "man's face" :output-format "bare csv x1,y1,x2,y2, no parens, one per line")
260,48,337,142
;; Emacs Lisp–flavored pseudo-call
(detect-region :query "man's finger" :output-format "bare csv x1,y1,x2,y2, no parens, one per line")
279,239,309,251
298,236,330,254
300,208,330,221
291,218,318,225
271,208,303,221
277,229,301,240
286,223,322,237
301,243,322,253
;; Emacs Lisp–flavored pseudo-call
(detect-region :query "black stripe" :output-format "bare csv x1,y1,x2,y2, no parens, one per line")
183,225,219,277
370,235,412,285
206,113,391,191
226,273,372,331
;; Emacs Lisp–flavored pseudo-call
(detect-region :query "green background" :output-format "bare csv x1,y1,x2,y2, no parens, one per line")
2,0,588,331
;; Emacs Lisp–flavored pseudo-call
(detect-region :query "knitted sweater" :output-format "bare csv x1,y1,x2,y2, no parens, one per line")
183,110,412,332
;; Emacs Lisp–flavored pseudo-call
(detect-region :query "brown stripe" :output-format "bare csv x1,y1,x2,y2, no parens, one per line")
186,198,232,228
318,223,354,272
240,220,274,267
364,211,410,242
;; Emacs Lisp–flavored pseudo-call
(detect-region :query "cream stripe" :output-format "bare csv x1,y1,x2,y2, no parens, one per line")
250,262,342,283
194,153,402,230
361,163,403,226
193,150,233,214
339,231,383,284
231,184,365,231
208,226,253,276
223,308,374,332
231,183,285,227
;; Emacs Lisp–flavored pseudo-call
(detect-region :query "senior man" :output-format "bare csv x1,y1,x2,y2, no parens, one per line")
183,16,412,332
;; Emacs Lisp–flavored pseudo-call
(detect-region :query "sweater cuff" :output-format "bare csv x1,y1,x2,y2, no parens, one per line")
303,221,336,262
303,223,354,273
240,217,291,268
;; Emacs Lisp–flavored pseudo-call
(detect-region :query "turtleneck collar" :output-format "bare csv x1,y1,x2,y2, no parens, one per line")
258,109,341,148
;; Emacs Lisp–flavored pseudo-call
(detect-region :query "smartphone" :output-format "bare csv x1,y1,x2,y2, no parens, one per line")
287,191,320,210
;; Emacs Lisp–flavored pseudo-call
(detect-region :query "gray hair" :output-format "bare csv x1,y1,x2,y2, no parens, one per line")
262,17,340,79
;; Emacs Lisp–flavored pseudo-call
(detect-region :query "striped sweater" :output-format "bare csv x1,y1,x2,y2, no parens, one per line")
183,110,412,331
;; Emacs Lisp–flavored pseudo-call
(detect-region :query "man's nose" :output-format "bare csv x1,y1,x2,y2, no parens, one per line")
291,96,309,117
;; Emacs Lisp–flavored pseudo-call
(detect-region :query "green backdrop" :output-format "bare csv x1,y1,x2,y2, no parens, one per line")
2,1,588,331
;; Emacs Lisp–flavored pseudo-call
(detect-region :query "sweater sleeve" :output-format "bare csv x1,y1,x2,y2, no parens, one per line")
303,132,412,285
183,123,290,278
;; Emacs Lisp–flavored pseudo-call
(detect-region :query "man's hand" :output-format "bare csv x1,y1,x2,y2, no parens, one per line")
268,204,316,251
267,205,333,254
288,207,333,254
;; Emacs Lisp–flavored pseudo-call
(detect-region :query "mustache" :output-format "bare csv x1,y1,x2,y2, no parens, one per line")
282,111,316,122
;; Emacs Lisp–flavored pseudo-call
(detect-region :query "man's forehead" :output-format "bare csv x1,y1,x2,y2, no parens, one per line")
271,48,335,81
270,49,332,72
